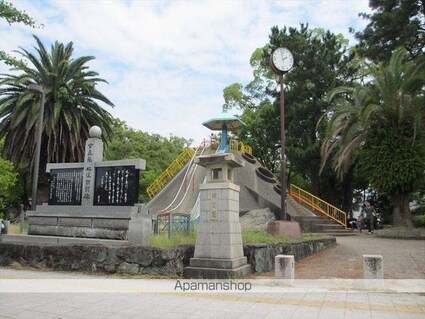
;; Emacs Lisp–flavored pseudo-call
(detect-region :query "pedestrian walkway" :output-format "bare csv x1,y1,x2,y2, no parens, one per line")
0,287,424,319
0,234,424,319
1,269,424,318
294,234,425,279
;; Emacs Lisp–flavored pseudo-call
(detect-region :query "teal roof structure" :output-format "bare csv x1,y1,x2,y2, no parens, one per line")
202,112,245,131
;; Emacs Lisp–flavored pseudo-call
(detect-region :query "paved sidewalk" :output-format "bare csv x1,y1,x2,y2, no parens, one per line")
0,234,424,319
0,267,424,319
0,288,424,319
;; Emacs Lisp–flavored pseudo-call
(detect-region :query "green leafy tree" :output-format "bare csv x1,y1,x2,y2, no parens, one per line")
323,48,425,226
237,100,281,171
223,25,361,211
0,0,43,67
223,47,281,171
0,35,114,204
275,25,358,196
352,0,425,63
0,0,37,26
0,158,16,219
105,119,192,203
0,139,17,219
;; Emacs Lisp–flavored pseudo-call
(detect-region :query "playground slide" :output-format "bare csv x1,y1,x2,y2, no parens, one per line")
146,146,206,219
146,150,315,220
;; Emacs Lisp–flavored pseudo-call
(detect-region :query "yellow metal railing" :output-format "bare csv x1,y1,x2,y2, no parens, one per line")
289,184,347,227
229,140,252,155
147,140,252,199
147,148,196,199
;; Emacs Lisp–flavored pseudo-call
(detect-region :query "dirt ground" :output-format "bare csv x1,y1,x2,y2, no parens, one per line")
256,233,425,279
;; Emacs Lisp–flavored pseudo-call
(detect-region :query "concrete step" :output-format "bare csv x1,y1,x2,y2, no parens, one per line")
323,232,357,237
313,231,356,236
0,234,128,246
314,224,344,229
297,216,334,222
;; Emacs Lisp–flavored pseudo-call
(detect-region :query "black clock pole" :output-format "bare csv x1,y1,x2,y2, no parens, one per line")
279,74,286,221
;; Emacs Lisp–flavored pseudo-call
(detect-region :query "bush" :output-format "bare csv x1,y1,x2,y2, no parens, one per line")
412,215,425,228
0,157,18,219
412,201,425,215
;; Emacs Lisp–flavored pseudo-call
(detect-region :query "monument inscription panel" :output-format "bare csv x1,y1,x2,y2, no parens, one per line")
48,168,84,205
93,166,140,206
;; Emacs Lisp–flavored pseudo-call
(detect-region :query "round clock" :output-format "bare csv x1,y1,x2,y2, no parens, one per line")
270,47,294,74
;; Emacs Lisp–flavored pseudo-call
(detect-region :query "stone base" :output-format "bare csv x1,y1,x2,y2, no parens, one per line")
267,220,302,237
127,216,151,245
26,204,149,241
184,257,251,279
0,234,128,246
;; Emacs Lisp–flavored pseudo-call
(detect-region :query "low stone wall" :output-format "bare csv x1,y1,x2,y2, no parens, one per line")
244,238,335,273
0,237,335,276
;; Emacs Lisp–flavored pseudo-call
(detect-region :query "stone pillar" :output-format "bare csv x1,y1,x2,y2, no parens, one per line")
193,182,243,260
184,153,250,279
363,254,383,279
128,204,152,245
81,126,104,206
275,255,294,280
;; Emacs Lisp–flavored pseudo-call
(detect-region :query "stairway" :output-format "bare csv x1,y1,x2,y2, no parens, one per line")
293,215,355,236
287,184,355,236
288,195,354,236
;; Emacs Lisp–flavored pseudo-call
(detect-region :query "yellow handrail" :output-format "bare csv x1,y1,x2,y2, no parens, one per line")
229,140,252,154
289,184,347,227
147,140,253,199
147,148,195,199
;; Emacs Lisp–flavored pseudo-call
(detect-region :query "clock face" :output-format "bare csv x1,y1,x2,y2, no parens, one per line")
271,48,294,72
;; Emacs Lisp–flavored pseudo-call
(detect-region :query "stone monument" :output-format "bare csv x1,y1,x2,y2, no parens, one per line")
26,126,150,244
184,152,250,278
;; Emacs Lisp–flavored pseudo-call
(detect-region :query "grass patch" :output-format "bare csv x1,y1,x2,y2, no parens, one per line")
5,221,28,235
6,221,325,246
242,230,325,244
148,229,326,247
148,230,197,247
377,226,425,239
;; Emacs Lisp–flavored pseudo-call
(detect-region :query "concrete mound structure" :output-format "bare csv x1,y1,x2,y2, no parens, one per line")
146,150,315,222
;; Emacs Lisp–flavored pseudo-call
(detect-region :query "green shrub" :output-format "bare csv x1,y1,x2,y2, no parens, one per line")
412,215,425,228
0,157,18,219
412,204,424,215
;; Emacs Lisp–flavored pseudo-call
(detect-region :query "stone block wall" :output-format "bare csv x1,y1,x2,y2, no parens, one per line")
27,205,143,241
0,237,335,276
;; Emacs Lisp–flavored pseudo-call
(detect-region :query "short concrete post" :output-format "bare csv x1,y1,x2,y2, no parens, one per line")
275,255,294,280
0,219,10,235
363,254,383,279
1,220,10,234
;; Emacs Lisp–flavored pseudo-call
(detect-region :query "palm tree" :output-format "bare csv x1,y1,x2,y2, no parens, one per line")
321,48,425,226
0,35,114,205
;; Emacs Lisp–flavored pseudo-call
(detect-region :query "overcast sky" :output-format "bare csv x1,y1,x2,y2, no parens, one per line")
1,0,371,146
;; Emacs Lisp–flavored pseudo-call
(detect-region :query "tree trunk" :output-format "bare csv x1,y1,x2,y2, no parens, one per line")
35,136,49,206
340,165,354,213
310,160,320,195
391,193,412,227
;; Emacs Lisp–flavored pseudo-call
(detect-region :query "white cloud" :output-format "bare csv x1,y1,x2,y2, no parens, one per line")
1,0,371,145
